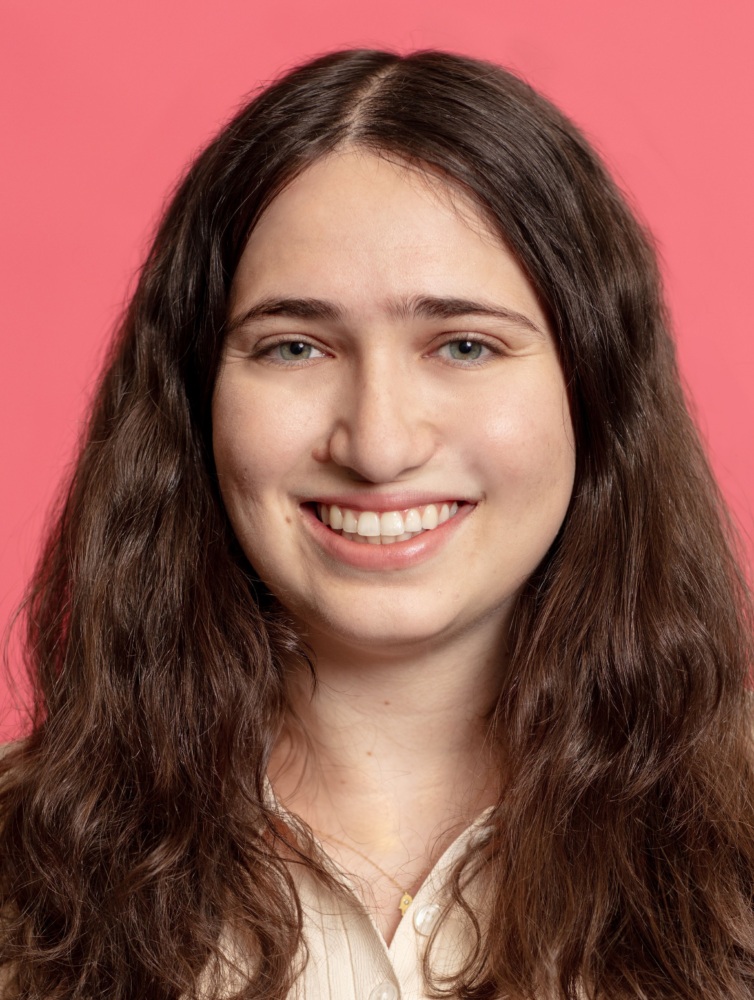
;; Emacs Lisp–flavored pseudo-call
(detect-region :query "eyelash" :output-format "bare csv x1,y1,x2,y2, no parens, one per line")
253,336,503,367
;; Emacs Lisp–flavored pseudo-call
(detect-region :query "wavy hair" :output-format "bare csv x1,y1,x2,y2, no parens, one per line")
1,49,753,999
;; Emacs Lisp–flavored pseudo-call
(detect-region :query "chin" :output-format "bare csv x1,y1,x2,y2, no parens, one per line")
292,597,493,658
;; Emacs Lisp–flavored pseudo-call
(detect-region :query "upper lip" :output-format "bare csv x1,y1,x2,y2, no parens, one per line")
302,492,474,513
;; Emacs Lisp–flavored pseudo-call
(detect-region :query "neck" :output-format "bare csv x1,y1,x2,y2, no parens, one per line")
269,624,505,850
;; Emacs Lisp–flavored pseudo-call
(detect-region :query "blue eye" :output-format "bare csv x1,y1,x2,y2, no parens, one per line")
278,342,314,360
262,341,326,362
440,339,488,362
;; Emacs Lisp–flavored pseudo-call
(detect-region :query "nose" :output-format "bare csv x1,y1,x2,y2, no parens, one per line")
320,360,437,483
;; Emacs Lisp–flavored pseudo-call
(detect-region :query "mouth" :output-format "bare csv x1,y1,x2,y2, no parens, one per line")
309,501,464,545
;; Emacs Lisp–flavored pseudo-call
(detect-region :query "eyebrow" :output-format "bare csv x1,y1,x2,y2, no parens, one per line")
227,294,545,337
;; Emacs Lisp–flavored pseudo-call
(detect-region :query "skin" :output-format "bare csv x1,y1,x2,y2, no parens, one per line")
212,149,576,943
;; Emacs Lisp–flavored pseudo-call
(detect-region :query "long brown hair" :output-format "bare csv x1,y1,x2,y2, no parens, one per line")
2,49,753,999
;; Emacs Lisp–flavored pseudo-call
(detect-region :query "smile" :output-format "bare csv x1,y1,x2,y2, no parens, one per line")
315,502,461,544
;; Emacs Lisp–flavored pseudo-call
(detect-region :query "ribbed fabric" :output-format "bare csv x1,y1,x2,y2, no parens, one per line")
278,795,495,1000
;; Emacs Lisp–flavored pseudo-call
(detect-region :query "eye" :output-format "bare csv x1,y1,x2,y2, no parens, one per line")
437,339,492,363
258,340,327,363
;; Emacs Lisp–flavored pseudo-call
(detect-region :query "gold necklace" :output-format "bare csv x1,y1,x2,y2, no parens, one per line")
317,831,419,915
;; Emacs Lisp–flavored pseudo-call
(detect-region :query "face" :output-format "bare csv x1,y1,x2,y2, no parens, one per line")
213,150,575,658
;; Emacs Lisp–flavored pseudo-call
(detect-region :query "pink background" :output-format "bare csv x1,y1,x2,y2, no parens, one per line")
1,0,752,740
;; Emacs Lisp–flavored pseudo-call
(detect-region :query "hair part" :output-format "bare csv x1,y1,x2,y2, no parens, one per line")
2,48,753,999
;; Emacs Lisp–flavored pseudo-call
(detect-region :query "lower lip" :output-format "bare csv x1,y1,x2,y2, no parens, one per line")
300,503,474,571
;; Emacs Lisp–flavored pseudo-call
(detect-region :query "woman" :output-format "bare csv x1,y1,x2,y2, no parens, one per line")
1,48,753,999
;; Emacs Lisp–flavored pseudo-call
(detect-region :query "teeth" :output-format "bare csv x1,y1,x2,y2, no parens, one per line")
357,511,380,537
342,508,358,534
315,501,465,544
421,505,438,530
404,508,422,532
379,511,404,536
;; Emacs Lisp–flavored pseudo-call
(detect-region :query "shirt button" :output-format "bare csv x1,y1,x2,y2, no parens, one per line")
368,982,399,1000
413,902,441,935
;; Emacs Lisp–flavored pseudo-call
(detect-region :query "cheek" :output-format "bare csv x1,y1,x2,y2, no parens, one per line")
212,383,319,501
467,374,575,510
211,386,310,577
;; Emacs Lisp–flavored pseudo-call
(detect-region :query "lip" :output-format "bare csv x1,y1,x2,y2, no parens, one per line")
301,491,472,513
300,500,475,571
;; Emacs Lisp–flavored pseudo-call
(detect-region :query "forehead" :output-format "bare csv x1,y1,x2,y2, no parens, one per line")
230,149,546,332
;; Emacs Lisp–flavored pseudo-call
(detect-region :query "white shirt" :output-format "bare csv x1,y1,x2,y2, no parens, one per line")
269,786,495,1000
